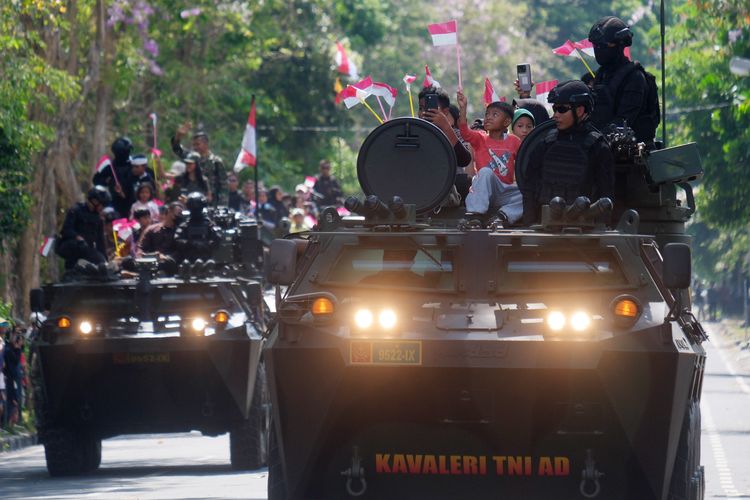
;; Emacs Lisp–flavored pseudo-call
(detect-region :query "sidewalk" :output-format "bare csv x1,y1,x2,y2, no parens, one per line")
0,428,37,453
710,318,750,374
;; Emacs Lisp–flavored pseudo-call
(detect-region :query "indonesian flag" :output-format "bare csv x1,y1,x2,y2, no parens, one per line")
335,41,359,80
95,155,112,174
573,38,595,56
39,237,55,257
403,74,416,89
535,79,558,105
304,176,316,188
483,78,503,106
552,40,578,57
234,95,257,173
370,82,398,107
422,65,441,88
112,218,138,241
338,76,373,109
427,20,458,46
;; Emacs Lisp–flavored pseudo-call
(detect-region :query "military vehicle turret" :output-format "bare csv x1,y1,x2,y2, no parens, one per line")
30,209,269,476
264,117,706,500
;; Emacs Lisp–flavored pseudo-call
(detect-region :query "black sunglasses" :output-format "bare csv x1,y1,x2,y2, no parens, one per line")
552,105,572,114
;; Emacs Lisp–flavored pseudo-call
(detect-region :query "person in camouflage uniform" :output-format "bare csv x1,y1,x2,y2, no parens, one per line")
171,121,226,208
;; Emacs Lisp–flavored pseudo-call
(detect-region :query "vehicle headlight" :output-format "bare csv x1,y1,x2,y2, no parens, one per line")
79,320,93,335
354,309,374,329
570,311,592,332
378,309,397,330
546,311,566,331
191,318,206,332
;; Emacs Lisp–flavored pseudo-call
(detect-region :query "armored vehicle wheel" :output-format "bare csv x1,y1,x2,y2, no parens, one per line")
230,364,270,470
267,424,287,500
668,400,704,500
44,428,99,476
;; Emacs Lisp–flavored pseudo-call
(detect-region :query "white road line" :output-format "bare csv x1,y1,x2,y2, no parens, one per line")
712,340,750,395
702,399,741,497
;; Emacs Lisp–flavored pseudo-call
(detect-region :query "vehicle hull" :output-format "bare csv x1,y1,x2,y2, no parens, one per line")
266,324,705,500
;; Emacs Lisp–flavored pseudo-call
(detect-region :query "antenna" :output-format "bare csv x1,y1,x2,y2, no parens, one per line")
660,0,667,147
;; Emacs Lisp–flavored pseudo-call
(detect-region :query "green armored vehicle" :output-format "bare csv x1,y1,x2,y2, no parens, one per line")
30,213,269,476
264,118,706,500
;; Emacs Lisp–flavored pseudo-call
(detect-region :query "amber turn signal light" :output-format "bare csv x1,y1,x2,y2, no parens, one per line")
614,299,639,318
57,317,71,329
311,297,334,316
214,310,229,324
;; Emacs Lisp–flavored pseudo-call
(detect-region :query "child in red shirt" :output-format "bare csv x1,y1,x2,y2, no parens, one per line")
457,92,523,224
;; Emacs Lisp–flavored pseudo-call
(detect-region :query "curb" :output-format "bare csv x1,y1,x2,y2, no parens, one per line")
0,432,38,453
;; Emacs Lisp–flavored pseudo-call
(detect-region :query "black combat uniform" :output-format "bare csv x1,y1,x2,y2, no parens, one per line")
56,187,110,269
312,175,343,209
93,137,133,216
521,80,615,225
173,193,222,262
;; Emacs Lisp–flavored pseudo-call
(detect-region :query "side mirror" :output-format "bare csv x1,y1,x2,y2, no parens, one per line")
30,288,45,313
267,239,298,286
662,243,691,290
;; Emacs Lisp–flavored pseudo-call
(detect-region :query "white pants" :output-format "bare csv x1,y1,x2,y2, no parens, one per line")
465,168,523,223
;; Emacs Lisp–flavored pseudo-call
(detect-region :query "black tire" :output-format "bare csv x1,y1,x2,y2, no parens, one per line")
44,428,88,477
230,364,270,470
668,399,704,500
267,423,287,500
83,438,102,472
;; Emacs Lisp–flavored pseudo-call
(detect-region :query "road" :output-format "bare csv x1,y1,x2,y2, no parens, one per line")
1,323,748,499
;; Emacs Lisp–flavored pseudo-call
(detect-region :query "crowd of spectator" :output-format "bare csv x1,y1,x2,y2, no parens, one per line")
1,319,32,432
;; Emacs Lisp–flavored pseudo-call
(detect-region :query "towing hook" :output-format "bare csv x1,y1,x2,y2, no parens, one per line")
579,449,604,498
340,446,367,497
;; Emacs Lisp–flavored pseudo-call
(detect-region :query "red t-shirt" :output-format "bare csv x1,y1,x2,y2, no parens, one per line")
459,124,521,185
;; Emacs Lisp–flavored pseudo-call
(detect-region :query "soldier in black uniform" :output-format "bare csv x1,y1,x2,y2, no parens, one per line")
173,192,222,262
56,186,111,270
93,137,133,216
587,16,659,144
521,80,615,225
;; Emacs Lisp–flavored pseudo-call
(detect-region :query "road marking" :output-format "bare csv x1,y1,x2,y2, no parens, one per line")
712,340,750,395
702,399,742,497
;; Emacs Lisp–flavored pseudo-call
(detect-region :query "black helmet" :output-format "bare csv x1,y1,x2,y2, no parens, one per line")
588,16,633,47
547,80,595,113
101,206,119,223
87,185,112,206
111,137,134,161
185,191,207,215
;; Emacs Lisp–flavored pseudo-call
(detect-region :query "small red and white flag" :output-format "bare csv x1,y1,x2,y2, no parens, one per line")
427,20,458,47
112,218,138,241
338,76,373,109
370,82,398,107
95,155,112,174
304,176,316,188
483,78,505,106
403,74,417,89
573,38,595,57
535,79,559,105
335,41,359,80
422,65,441,88
552,40,578,57
234,95,257,173
39,237,55,257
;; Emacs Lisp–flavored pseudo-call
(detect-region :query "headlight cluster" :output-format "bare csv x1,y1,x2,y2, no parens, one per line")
546,310,592,333
544,297,642,339
353,307,398,332
183,309,231,336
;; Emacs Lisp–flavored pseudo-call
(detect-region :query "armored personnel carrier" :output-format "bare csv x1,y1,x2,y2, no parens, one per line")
264,117,706,500
30,211,269,476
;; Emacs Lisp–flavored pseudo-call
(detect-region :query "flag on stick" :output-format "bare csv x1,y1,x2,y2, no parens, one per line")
573,38,595,56
94,155,121,188
335,41,359,80
483,78,505,106
552,40,594,77
403,74,417,117
427,20,458,46
423,65,441,88
234,95,257,173
534,79,558,105
39,237,55,257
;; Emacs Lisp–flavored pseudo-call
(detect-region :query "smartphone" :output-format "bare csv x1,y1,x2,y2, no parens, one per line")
517,63,532,93
424,93,439,111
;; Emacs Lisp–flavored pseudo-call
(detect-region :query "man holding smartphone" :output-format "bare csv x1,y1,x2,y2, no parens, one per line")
417,87,472,169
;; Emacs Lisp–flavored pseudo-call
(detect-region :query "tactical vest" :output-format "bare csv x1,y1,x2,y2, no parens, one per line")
538,128,603,204
590,61,660,142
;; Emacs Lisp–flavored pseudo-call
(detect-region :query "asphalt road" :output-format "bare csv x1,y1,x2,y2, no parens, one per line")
1,323,748,500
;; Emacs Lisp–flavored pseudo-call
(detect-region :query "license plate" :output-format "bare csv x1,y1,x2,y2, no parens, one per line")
113,352,171,364
350,341,422,366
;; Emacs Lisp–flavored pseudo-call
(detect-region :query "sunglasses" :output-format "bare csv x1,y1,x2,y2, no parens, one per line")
552,105,573,114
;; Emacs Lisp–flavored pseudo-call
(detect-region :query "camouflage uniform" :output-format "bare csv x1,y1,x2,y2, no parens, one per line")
171,136,227,207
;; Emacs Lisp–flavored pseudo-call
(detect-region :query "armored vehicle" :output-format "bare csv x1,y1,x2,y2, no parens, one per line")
264,117,706,500
30,213,269,476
